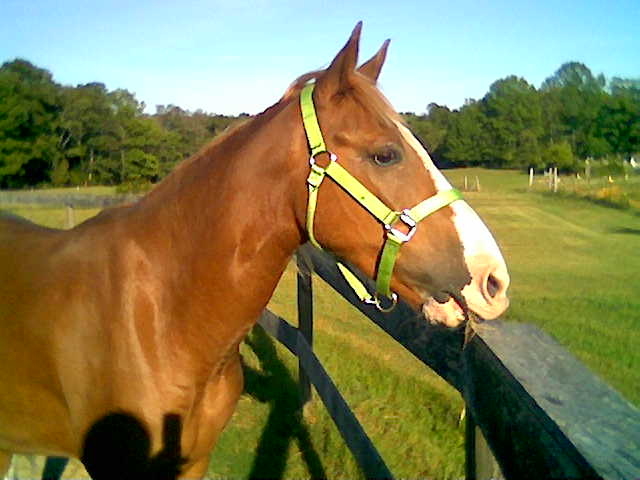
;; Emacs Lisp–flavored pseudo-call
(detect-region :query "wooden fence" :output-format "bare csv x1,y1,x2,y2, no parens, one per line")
270,244,640,479
8,198,636,479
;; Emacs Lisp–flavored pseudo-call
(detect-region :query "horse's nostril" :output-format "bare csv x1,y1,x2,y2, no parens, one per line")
487,273,501,298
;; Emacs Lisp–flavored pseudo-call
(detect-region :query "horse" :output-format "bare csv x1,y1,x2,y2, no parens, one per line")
0,23,509,479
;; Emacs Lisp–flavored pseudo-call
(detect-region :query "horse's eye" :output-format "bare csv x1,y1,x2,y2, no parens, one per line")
371,148,401,167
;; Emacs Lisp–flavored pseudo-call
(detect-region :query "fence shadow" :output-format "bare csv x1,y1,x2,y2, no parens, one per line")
242,325,326,480
610,226,640,235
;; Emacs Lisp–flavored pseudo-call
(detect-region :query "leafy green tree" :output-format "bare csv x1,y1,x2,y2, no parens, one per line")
609,77,640,100
154,105,213,160
438,100,491,167
0,59,62,187
541,62,606,92
541,141,575,172
482,76,543,168
107,89,149,183
207,114,240,137
541,62,608,159
600,78,640,156
404,104,454,163
58,82,121,184
120,117,176,184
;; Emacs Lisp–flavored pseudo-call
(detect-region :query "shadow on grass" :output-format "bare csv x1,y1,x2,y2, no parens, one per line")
242,325,326,480
610,226,640,235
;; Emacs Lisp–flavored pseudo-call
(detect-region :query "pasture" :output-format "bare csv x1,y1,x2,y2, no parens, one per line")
1,168,638,479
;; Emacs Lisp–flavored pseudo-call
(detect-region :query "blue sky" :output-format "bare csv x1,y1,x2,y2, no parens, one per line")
1,0,638,115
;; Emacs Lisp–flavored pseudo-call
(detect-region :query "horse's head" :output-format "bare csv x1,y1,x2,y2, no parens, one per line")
290,23,509,327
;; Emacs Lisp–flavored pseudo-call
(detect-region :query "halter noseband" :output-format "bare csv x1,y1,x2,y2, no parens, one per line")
300,82,462,312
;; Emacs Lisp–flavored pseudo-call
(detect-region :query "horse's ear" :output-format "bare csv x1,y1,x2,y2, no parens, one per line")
316,22,362,98
358,39,390,82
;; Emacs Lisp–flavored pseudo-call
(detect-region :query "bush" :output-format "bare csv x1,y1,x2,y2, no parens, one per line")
115,180,153,194
542,141,576,172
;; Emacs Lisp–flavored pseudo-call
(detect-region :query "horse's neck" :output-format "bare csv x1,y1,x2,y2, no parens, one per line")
130,101,305,353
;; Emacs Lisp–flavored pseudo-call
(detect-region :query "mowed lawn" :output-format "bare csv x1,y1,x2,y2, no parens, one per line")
1,168,638,479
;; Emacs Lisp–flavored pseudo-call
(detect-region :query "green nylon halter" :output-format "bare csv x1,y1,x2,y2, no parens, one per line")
300,82,463,311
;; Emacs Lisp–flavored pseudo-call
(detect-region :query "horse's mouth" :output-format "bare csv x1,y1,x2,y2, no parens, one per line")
422,290,477,328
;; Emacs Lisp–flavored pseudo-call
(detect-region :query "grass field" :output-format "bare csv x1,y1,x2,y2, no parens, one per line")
1,168,638,479
1,204,102,229
2,185,118,196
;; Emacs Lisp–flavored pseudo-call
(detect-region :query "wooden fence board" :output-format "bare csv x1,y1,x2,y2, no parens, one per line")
296,256,314,406
42,457,68,480
257,310,394,480
467,321,640,480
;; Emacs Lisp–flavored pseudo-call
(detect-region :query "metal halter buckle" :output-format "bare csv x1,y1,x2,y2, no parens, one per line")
385,209,417,243
365,292,398,312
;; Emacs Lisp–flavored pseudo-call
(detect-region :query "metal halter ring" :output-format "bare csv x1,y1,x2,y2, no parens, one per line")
385,209,417,243
366,292,398,313
309,151,338,167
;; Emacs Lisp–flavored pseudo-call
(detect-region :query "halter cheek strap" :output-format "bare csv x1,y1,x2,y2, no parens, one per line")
300,82,462,311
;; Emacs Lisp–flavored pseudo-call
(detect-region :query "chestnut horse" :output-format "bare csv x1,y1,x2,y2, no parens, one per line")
0,24,509,479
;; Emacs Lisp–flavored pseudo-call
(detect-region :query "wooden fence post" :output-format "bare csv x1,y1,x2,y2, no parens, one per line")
466,411,504,480
296,253,313,406
42,457,69,480
65,205,75,229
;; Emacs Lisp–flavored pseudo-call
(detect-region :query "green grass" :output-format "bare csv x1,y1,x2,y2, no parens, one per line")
1,204,102,229
10,185,118,195
1,169,639,479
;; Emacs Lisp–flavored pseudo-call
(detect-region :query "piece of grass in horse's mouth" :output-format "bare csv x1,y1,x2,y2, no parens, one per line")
448,290,474,325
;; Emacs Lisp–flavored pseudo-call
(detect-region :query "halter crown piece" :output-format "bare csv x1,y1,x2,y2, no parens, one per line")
300,82,463,312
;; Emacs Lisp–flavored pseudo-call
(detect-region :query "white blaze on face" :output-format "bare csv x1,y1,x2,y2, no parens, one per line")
395,122,510,324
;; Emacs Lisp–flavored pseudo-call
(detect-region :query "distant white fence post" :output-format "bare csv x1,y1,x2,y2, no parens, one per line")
529,168,534,188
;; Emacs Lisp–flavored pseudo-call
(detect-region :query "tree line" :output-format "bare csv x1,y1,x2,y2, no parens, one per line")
0,59,240,189
405,62,639,173
1,58,638,189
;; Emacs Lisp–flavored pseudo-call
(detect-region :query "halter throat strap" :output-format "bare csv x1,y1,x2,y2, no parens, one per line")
300,82,462,310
